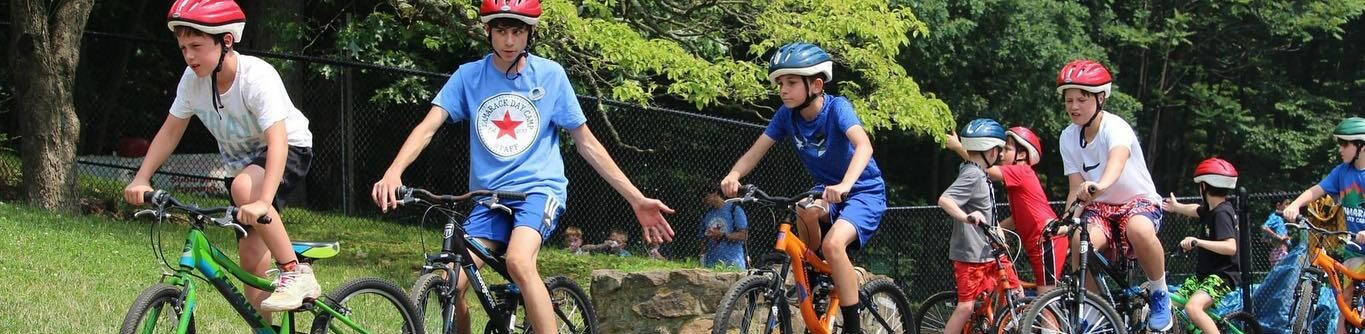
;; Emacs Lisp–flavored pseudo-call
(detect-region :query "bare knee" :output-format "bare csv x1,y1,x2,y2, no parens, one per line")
505,252,540,282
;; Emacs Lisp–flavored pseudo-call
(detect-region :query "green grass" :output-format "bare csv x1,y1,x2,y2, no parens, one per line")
0,151,699,332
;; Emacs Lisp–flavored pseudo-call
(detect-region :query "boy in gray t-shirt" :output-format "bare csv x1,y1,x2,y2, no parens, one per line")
936,119,1021,334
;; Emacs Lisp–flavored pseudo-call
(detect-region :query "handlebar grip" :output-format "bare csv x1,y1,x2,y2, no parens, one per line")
257,215,272,224
967,215,981,225
1085,184,1098,194
492,191,527,200
396,185,412,198
143,190,165,205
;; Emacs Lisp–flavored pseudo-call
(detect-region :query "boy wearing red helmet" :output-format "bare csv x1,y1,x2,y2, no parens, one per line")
122,0,319,319
1055,59,1172,330
1162,158,1242,334
370,1,675,332
945,125,1069,293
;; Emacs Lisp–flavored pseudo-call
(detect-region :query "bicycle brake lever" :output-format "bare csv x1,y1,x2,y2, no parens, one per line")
134,209,167,220
489,202,514,216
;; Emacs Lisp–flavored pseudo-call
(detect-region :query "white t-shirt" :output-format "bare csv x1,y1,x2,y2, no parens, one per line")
169,52,313,173
1059,112,1159,204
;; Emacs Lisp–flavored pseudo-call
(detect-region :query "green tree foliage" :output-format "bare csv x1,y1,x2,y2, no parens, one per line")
335,0,952,137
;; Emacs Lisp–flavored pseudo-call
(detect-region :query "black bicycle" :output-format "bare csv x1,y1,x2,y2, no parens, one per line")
392,186,595,334
1017,202,1134,334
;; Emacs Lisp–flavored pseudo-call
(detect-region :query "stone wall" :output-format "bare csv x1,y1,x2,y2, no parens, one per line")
590,269,746,334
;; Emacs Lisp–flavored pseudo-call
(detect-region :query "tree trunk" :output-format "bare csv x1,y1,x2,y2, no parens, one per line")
9,0,96,212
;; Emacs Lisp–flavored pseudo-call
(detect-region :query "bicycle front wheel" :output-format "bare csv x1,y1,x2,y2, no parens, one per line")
1018,288,1126,334
411,273,455,334
713,274,789,334
311,277,423,334
524,276,596,334
858,278,914,334
120,283,196,334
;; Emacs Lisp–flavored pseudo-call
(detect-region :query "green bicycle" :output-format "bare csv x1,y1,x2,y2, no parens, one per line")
119,190,423,334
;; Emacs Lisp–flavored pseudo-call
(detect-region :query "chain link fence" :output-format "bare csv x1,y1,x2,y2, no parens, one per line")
40,32,1302,303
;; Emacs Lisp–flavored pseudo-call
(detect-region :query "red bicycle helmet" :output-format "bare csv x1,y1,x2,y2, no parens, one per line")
1056,59,1112,97
479,0,542,26
1006,126,1044,166
167,0,246,42
1193,157,1239,189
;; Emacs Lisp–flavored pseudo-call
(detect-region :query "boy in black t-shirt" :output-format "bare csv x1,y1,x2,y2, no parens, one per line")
1162,157,1241,334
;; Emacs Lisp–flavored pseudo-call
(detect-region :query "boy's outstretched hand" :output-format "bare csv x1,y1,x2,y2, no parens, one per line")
633,198,676,244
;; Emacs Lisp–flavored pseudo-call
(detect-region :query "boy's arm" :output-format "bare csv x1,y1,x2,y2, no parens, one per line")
944,132,969,161
825,125,874,203
1065,173,1085,209
1078,146,1130,201
938,195,981,224
569,124,676,243
1283,185,1326,222
372,106,448,212
1161,192,1201,218
1185,237,1238,256
123,115,192,205
722,135,777,197
237,121,289,222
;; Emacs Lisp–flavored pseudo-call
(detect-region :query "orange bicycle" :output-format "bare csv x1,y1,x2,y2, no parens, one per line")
1286,199,1365,333
912,218,1034,334
711,184,914,334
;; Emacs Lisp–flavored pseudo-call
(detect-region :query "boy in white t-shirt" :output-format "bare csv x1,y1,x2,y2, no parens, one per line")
1056,59,1172,331
122,0,319,320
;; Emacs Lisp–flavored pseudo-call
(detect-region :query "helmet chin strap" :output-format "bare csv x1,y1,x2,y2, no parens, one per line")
489,27,534,80
1078,93,1104,148
210,39,229,119
792,78,821,112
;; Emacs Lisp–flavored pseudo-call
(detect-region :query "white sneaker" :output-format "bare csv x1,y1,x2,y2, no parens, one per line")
260,263,322,312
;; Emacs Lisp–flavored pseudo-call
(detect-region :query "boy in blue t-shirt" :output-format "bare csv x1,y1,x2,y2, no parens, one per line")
1284,117,1365,334
720,42,886,333
370,1,675,332
700,187,749,269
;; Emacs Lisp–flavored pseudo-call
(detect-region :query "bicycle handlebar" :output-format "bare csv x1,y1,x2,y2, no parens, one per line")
1041,201,1087,238
724,184,823,206
137,189,261,236
395,186,527,215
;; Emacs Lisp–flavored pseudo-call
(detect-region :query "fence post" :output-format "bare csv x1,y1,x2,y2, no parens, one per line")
1236,187,1254,313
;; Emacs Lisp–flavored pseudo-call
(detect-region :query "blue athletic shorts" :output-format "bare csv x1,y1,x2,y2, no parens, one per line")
465,193,565,244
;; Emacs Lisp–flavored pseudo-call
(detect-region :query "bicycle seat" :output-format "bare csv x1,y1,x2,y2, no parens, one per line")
292,241,340,260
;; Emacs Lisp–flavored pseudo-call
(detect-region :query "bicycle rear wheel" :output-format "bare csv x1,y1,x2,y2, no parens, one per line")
713,274,790,334
120,283,196,334
311,277,423,334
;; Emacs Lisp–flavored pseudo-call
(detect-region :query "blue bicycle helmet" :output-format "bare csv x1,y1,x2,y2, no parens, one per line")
768,42,833,84
961,119,1007,152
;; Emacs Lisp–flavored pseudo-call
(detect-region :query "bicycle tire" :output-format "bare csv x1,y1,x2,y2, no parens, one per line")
1018,288,1127,334
527,276,596,334
1292,274,1320,334
858,278,914,334
412,273,456,334
1219,311,1261,334
310,277,424,334
120,283,196,334
992,296,1034,334
912,291,957,334
713,274,790,334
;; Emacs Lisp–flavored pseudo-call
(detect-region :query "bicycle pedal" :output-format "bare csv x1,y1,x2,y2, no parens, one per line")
294,298,317,311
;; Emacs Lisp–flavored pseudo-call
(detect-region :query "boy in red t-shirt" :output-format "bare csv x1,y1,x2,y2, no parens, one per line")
947,125,1069,292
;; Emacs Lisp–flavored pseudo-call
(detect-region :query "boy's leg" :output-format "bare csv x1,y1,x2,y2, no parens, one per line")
1185,292,1217,333
945,261,991,334
237,230,273,322
506,227,556,334
232,166,320,312
1118,198,1171,331
795,199,828,253
824,221,860,305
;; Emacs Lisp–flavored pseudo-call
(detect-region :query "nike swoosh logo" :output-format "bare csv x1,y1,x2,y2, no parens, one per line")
1083,163,1101,172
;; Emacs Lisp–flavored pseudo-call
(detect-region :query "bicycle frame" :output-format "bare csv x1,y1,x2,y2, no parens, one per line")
418,213,529,333
149,216,357,334
1045,203,1146,331
772,222,842,334
1305,235,1365,327
969,224,1027,333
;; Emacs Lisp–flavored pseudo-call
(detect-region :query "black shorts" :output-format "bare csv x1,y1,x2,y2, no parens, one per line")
224,146,312,210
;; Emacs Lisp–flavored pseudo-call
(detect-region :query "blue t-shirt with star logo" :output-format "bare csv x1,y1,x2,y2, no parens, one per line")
432,53,586,202
763,95,883,191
